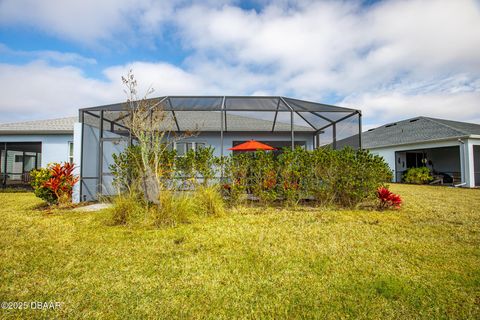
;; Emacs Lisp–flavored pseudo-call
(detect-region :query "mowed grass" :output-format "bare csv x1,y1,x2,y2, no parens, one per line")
0,185,479,319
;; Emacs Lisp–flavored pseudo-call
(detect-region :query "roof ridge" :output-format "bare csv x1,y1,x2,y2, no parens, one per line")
422,117,470,136
0,116,76,126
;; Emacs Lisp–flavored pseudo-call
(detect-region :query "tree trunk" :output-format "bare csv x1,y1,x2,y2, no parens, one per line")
141,167,160,204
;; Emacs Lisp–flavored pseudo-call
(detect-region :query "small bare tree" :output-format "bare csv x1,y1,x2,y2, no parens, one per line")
121,71,192,203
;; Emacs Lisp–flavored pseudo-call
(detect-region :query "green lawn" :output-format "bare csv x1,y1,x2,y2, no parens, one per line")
0,185,479,319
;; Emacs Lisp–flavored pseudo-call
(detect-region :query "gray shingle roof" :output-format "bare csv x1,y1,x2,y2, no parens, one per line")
92,110,313,132
0,111,313,135
362,117,480,149
166,111,313,132
0,117,77,134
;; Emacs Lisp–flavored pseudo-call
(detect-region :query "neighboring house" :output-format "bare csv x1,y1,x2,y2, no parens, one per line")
0,117,75,188
362,117,480,187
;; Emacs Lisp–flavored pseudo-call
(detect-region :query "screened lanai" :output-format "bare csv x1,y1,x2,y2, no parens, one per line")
78,96,361,201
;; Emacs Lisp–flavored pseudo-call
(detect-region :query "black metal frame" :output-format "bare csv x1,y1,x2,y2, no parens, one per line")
1,142,41,188
78,96,362,200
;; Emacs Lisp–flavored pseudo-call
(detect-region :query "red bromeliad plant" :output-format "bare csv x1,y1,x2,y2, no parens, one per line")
376,186,402,210
42,162,79,204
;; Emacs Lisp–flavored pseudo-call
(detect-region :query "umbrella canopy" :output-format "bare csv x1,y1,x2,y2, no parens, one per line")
228,140,277,151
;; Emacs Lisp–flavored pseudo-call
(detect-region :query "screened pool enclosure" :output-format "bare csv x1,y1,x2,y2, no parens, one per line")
78,96,361,201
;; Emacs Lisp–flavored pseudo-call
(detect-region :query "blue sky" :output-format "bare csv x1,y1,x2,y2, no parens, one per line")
0,0,479,129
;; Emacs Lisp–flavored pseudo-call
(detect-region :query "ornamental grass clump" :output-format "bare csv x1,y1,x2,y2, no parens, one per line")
109,194,146,225
194,185,226,217
154,190,200,227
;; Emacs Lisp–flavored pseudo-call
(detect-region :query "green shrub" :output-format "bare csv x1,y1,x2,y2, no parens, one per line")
194,185,225,216
223,147,392,208
277,147,311,206
176,146,218,187
334,148,393,207
176,148,196,184
250,151,277,204
224,153,252,204
194,146,218,185
311,147,337,205
110,145,177,194
403,167,433,184
30,167,56,205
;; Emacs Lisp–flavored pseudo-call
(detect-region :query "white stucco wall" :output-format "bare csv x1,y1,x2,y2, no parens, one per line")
178,131,314,156
465,137,480,187
0,134,73,167
72,123,82,203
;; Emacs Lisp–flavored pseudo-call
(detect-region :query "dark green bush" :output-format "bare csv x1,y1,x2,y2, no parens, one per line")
223,152,252,204
250,151,277,204
403,167,432,184
194,146,218,185
277,147,311,206
110,145,143,193
333,148,393,207
110,144,392,211
311,147,338,205
225,147,391,208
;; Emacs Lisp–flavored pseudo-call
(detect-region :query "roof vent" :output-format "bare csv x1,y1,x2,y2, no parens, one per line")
409,119,419,123
385,123,397,128
367,128,375,132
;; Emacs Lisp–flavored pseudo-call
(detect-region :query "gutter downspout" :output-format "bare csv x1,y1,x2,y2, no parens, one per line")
458,139,466,187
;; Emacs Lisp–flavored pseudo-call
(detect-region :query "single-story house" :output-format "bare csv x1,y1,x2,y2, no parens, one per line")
0,96,362,202
76,96,361,201
362,116,480,187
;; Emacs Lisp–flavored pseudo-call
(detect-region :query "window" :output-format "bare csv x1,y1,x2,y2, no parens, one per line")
14,155,23,163
176,142,186,156
195,142,206,151
68,142,74,164
176,142,207,156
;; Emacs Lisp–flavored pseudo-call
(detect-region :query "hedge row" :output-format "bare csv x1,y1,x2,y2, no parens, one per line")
110,146,392,208
223,147,392,207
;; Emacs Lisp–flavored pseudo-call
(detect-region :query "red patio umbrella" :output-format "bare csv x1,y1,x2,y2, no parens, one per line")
228,140,277,152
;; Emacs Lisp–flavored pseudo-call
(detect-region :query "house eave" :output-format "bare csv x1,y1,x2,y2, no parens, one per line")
0,130,73,135
364,135,471,150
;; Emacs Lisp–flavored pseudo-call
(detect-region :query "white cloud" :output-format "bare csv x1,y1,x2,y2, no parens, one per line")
0,0,186,46
0,61,115,122
0,60,223,123
0,0,479,127
0,43,96,65
173,0,480,126
103,61,214,95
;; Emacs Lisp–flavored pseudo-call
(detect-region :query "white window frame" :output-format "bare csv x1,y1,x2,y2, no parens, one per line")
68,141,74,164
174,141,208,156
